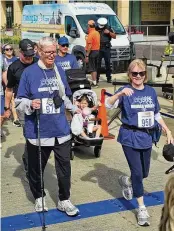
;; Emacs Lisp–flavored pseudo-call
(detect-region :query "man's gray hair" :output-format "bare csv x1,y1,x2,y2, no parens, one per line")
38,37,57,49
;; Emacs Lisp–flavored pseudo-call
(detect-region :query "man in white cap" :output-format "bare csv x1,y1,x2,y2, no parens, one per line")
96,17,116,83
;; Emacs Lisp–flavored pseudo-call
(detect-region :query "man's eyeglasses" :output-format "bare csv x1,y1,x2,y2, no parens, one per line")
131,71,146,77
60,44,69,48
22,52,34,58
41,48,57,56
5,48,13,51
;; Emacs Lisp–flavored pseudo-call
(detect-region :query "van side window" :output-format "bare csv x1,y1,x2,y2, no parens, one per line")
65,16,77,35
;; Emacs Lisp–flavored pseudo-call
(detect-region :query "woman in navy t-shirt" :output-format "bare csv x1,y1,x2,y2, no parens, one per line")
2,43,21,127
106,59,173,227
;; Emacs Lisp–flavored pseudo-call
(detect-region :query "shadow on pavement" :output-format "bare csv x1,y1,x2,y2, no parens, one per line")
4,144,60,206
81,163,125,199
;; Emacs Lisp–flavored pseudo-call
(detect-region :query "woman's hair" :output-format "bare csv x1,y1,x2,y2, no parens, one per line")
38,37,57,49
2,43,15,56
159,174,174,231
79,95,94,108
127,59,148,83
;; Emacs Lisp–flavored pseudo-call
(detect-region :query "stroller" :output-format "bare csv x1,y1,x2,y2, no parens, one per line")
66,69,104,160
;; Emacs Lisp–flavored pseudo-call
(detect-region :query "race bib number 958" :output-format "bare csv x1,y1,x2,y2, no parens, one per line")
138,111,154,128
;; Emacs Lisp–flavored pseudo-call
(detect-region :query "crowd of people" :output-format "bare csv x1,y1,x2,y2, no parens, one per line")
0,17,174,230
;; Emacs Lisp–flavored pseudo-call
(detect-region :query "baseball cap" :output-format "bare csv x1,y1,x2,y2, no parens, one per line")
97,18,107,28
19,39,34,56
163,143,174,162
88,20,95,26
58,36,69,45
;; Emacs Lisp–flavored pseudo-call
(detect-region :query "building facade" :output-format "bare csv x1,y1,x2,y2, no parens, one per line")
1,0,174,35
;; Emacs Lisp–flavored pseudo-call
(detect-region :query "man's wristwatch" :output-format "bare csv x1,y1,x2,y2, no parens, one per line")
4,107,10,111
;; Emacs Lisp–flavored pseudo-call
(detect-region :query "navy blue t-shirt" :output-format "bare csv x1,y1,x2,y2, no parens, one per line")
116,85,160,149
17,63,72,139
55,53,79,71
4,56,18,67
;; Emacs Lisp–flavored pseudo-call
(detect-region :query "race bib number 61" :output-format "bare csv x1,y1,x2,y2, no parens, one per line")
138,111,154,128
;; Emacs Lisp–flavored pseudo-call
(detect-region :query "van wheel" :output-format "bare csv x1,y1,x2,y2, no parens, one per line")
76,53,86,70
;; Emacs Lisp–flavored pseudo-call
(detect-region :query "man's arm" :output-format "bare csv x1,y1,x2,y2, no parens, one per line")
104,28,116,39
2,70,7,86
5,66,16,109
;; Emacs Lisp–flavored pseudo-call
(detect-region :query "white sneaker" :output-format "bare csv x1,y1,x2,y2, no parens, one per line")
118,175,133,200
137,207,150,226
35,197,48,212
57,199,79,216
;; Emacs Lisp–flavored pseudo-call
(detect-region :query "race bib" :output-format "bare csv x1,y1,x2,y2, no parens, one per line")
41,98,60,114
138,111,154,128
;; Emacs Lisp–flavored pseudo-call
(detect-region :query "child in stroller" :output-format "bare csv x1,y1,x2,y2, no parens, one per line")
76,94,102,138
71,89,103,159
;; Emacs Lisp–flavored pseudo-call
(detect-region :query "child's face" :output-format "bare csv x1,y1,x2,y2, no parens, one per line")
80,99,88,109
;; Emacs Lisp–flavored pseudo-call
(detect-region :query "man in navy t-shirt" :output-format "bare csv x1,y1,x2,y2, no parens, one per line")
16,36,80,216
55,36,79,71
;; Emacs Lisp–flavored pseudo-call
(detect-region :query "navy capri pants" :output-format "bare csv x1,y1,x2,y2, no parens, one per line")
122,145,152,198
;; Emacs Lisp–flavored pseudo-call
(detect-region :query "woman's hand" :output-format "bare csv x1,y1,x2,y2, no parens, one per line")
121,88,134,97
166,130,174,144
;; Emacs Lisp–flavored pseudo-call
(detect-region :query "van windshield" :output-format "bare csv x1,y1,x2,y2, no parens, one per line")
76,15,126,35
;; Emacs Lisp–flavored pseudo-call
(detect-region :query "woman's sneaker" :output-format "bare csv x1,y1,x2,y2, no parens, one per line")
13,120,21,127
35,197,48,212
57,199,79,216
118,175,133,200
137,207,150,226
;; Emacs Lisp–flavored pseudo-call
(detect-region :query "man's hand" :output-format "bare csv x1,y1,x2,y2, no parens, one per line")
85,57,89,63
104,29,110,34
31,99,41,109
4,109,11,119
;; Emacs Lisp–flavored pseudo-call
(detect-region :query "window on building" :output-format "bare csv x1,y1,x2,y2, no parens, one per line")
6,1,13,29
22,1,33,8
43,1,57,3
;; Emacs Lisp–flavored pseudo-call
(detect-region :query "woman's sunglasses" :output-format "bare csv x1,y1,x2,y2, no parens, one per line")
61,44,69,48
131,71,146,77
5,48,13,51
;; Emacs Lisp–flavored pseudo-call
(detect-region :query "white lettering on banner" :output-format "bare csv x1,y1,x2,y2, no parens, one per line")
138,111,154,128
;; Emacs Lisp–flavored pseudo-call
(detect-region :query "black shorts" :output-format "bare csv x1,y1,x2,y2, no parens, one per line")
88,50,99,73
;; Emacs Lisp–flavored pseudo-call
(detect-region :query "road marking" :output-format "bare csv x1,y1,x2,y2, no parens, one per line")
1,191,164,231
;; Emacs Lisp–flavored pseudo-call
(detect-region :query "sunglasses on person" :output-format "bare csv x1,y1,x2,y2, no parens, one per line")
5,48,13,51
131,71,146,77
61,44,69,48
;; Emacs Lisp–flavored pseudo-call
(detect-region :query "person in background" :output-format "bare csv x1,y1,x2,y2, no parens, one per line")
0,52,8,147
96,17,116,83
33,42,40,58
85,20,100,88
2,43,18,66
106,59,173,226
2,43,20,127
159,174,174,231
16,36,80,216
55,36,79,71
4,39,38,179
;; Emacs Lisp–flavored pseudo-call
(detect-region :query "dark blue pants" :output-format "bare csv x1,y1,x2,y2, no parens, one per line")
122,145,152,198
97,48,111,80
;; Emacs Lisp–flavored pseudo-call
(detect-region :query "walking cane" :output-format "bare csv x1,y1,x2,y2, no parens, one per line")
36,109,47,231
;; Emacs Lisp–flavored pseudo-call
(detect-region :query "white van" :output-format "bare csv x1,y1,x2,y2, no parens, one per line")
22,2,131,69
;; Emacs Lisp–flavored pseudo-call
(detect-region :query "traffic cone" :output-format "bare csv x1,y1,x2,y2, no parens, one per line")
98,89,115,140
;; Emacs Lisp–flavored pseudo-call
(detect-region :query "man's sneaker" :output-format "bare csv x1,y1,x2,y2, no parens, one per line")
91,83,98,88
137,207,150,226
13,120,21,127
57,199,79,216
35,197,48,212
118,175,133,200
